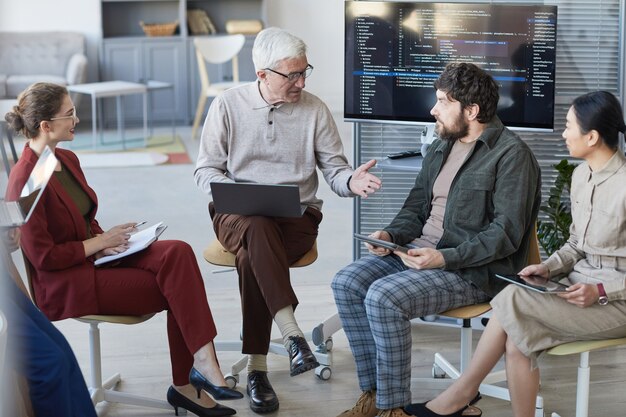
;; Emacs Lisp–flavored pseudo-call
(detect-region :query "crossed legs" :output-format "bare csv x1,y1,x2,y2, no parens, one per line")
419,314,539,417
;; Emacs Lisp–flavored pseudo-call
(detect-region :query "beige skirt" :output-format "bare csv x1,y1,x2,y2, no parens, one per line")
491,284,626,365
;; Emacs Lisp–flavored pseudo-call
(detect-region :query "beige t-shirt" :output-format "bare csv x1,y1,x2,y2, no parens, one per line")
413,140,475,248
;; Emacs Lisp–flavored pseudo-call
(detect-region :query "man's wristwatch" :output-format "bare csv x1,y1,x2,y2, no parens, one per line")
597,283,609,305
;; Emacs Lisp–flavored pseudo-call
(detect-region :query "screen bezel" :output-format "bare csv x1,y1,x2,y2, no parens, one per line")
344,1,558,132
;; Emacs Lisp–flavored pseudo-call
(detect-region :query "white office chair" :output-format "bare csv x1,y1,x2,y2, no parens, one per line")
412,227,546,417
547,337,626,417
22,255,172,415
203,239,341,386
191,35,247,140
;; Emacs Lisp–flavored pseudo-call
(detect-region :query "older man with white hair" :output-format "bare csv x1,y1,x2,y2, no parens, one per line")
195,27,381,414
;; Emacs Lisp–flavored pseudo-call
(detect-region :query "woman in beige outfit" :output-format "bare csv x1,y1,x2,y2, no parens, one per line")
406,91,626,417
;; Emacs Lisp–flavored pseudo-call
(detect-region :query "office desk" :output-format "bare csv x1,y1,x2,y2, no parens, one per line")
377,156,423,172
0,99,18,176
68,81,148,150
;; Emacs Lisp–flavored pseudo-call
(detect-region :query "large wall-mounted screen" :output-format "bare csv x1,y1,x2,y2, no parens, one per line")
345,1,558,131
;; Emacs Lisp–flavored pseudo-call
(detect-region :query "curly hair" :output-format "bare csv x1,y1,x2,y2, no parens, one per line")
434,63,499,123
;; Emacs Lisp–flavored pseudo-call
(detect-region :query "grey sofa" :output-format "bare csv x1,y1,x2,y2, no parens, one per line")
0,32,87,99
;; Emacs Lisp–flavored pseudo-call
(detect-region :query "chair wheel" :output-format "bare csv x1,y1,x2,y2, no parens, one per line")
315,366,332,381
325,338,334,352
225,374,238,389
432,364,446,379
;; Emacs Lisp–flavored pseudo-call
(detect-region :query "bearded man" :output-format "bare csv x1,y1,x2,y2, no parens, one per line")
331,62,541,417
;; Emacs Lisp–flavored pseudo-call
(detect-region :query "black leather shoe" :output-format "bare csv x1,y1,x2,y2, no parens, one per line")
247,370,279,413
189,367,244,400
287,335,319,376
166,386,236,417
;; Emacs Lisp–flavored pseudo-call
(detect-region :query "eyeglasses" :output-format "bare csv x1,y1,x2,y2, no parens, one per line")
264,64,314,82
50,106,77,122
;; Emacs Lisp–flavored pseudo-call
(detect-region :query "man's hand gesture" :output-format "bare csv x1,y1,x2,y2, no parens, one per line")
349,159,382,198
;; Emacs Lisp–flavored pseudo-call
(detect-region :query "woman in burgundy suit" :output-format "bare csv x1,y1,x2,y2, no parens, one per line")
4,82,242,417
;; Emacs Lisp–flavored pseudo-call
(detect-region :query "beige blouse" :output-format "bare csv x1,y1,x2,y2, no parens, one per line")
544,151,626,301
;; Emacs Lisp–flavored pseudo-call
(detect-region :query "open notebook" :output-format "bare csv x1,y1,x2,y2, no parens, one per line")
94,222,167,266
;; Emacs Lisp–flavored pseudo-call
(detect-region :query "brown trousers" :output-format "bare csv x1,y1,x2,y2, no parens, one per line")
210,203,322,354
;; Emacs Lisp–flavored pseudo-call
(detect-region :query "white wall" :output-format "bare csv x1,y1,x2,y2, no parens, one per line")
0,0,102,83
264,0,344,112
0,0,344,112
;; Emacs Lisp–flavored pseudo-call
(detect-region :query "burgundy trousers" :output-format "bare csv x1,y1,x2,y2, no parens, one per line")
93,240,217,386
210,203,322,354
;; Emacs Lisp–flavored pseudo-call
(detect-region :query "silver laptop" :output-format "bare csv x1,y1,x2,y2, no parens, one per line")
210,182,307,218
0,146,57,227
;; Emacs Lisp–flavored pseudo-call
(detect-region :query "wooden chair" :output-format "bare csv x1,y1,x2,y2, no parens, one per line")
203,239,341,386
413,226,546,417
191,35,247,140
547,337,626,417
22,255,172,415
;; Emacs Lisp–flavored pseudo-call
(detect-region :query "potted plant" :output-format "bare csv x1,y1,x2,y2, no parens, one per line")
537,159,577,256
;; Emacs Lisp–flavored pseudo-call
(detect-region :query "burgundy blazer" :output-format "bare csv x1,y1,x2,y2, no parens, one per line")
6,146,104,320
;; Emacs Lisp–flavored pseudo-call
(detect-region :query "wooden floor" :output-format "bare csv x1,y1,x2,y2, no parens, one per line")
7,124,626,417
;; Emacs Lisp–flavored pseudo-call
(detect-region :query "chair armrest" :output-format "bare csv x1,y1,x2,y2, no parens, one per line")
65,53,87,85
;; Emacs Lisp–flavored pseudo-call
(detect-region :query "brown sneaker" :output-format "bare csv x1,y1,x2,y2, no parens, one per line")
377,408,413,417
337,391,379,417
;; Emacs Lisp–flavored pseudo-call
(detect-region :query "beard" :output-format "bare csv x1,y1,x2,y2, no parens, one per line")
436,113,469,142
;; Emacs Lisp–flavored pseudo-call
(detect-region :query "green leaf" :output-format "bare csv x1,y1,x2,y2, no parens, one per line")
537,159,577,256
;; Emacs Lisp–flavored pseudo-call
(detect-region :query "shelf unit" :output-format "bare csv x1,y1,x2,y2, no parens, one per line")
99,0,264,125
101,0,265,39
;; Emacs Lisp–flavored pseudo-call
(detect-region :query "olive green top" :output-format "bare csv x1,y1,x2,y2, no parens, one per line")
54,167,94,238
384,117,542,297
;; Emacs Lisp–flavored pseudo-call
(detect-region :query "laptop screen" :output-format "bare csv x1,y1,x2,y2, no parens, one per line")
18,146,57,221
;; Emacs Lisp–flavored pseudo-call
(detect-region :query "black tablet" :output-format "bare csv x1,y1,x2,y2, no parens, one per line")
353,233,410,254
495,274,569,293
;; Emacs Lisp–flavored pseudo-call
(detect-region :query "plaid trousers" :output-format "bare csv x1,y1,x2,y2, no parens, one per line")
331,254,490,409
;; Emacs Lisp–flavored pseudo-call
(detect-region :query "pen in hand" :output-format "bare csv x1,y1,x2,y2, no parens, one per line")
134,221,147,228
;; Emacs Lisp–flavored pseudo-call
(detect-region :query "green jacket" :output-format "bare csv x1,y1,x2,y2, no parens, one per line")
384,118,541,297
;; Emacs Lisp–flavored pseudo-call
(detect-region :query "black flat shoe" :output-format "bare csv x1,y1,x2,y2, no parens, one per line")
287,335,319,376
247,370,279,414
404,402,481,417
167,386,237,417
190,367,244,400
